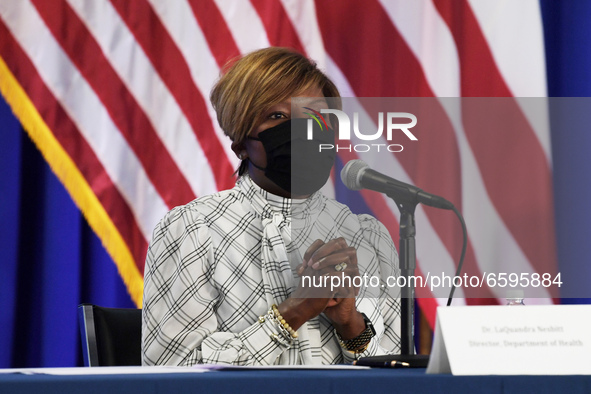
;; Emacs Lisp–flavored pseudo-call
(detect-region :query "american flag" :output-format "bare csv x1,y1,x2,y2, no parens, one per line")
0,0,556,328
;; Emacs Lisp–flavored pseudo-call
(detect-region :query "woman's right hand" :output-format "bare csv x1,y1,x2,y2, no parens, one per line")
277,238,358,331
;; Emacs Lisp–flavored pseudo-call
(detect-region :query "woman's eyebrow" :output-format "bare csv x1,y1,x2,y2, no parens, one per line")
297,98,328,108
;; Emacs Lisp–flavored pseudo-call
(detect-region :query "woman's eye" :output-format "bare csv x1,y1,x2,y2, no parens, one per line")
269,112,287,120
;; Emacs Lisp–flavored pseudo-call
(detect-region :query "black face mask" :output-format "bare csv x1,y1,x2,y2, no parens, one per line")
248,118,336,195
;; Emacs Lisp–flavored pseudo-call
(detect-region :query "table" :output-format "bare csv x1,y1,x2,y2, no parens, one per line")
1,368,590,394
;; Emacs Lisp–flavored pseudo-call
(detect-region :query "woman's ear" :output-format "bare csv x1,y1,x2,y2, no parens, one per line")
231,140,247,160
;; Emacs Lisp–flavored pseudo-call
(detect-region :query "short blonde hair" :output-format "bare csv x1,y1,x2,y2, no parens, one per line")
210,47,341,146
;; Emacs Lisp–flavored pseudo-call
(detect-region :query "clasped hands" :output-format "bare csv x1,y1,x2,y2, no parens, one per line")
277,237,366,340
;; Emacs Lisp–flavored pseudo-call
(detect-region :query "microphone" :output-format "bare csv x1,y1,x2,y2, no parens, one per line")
340,159,454,210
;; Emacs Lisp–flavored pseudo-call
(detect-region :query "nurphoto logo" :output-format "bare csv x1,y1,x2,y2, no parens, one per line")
306,109,417,153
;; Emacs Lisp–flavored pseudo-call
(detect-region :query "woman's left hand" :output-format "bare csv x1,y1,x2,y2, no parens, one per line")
299,238,366,340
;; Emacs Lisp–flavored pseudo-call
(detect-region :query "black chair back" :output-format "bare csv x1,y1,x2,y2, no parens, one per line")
78,304,142,366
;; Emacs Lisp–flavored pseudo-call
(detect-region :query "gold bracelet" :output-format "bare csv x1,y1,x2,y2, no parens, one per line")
271,304,298,339
258,312,291,346
336,313,375,353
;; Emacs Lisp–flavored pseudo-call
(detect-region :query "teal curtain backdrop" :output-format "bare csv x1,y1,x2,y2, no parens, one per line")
0,1,590,368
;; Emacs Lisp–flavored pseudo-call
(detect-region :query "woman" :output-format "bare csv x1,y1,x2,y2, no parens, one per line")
142,47,400,366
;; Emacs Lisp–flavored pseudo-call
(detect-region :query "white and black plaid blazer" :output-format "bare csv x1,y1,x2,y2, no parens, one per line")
142,176,400,366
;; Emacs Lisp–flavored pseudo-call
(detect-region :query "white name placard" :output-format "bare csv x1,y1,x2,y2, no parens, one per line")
426,305,591,375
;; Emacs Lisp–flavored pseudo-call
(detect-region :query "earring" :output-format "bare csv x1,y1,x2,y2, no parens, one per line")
238,153,245,160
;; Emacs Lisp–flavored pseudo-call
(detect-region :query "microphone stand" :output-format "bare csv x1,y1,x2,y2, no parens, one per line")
398,204,417,355
353,192,429,367
385,190,429,366
342,161,466,368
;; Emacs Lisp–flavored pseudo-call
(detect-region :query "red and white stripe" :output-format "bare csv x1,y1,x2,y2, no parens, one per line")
0,0,557,323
